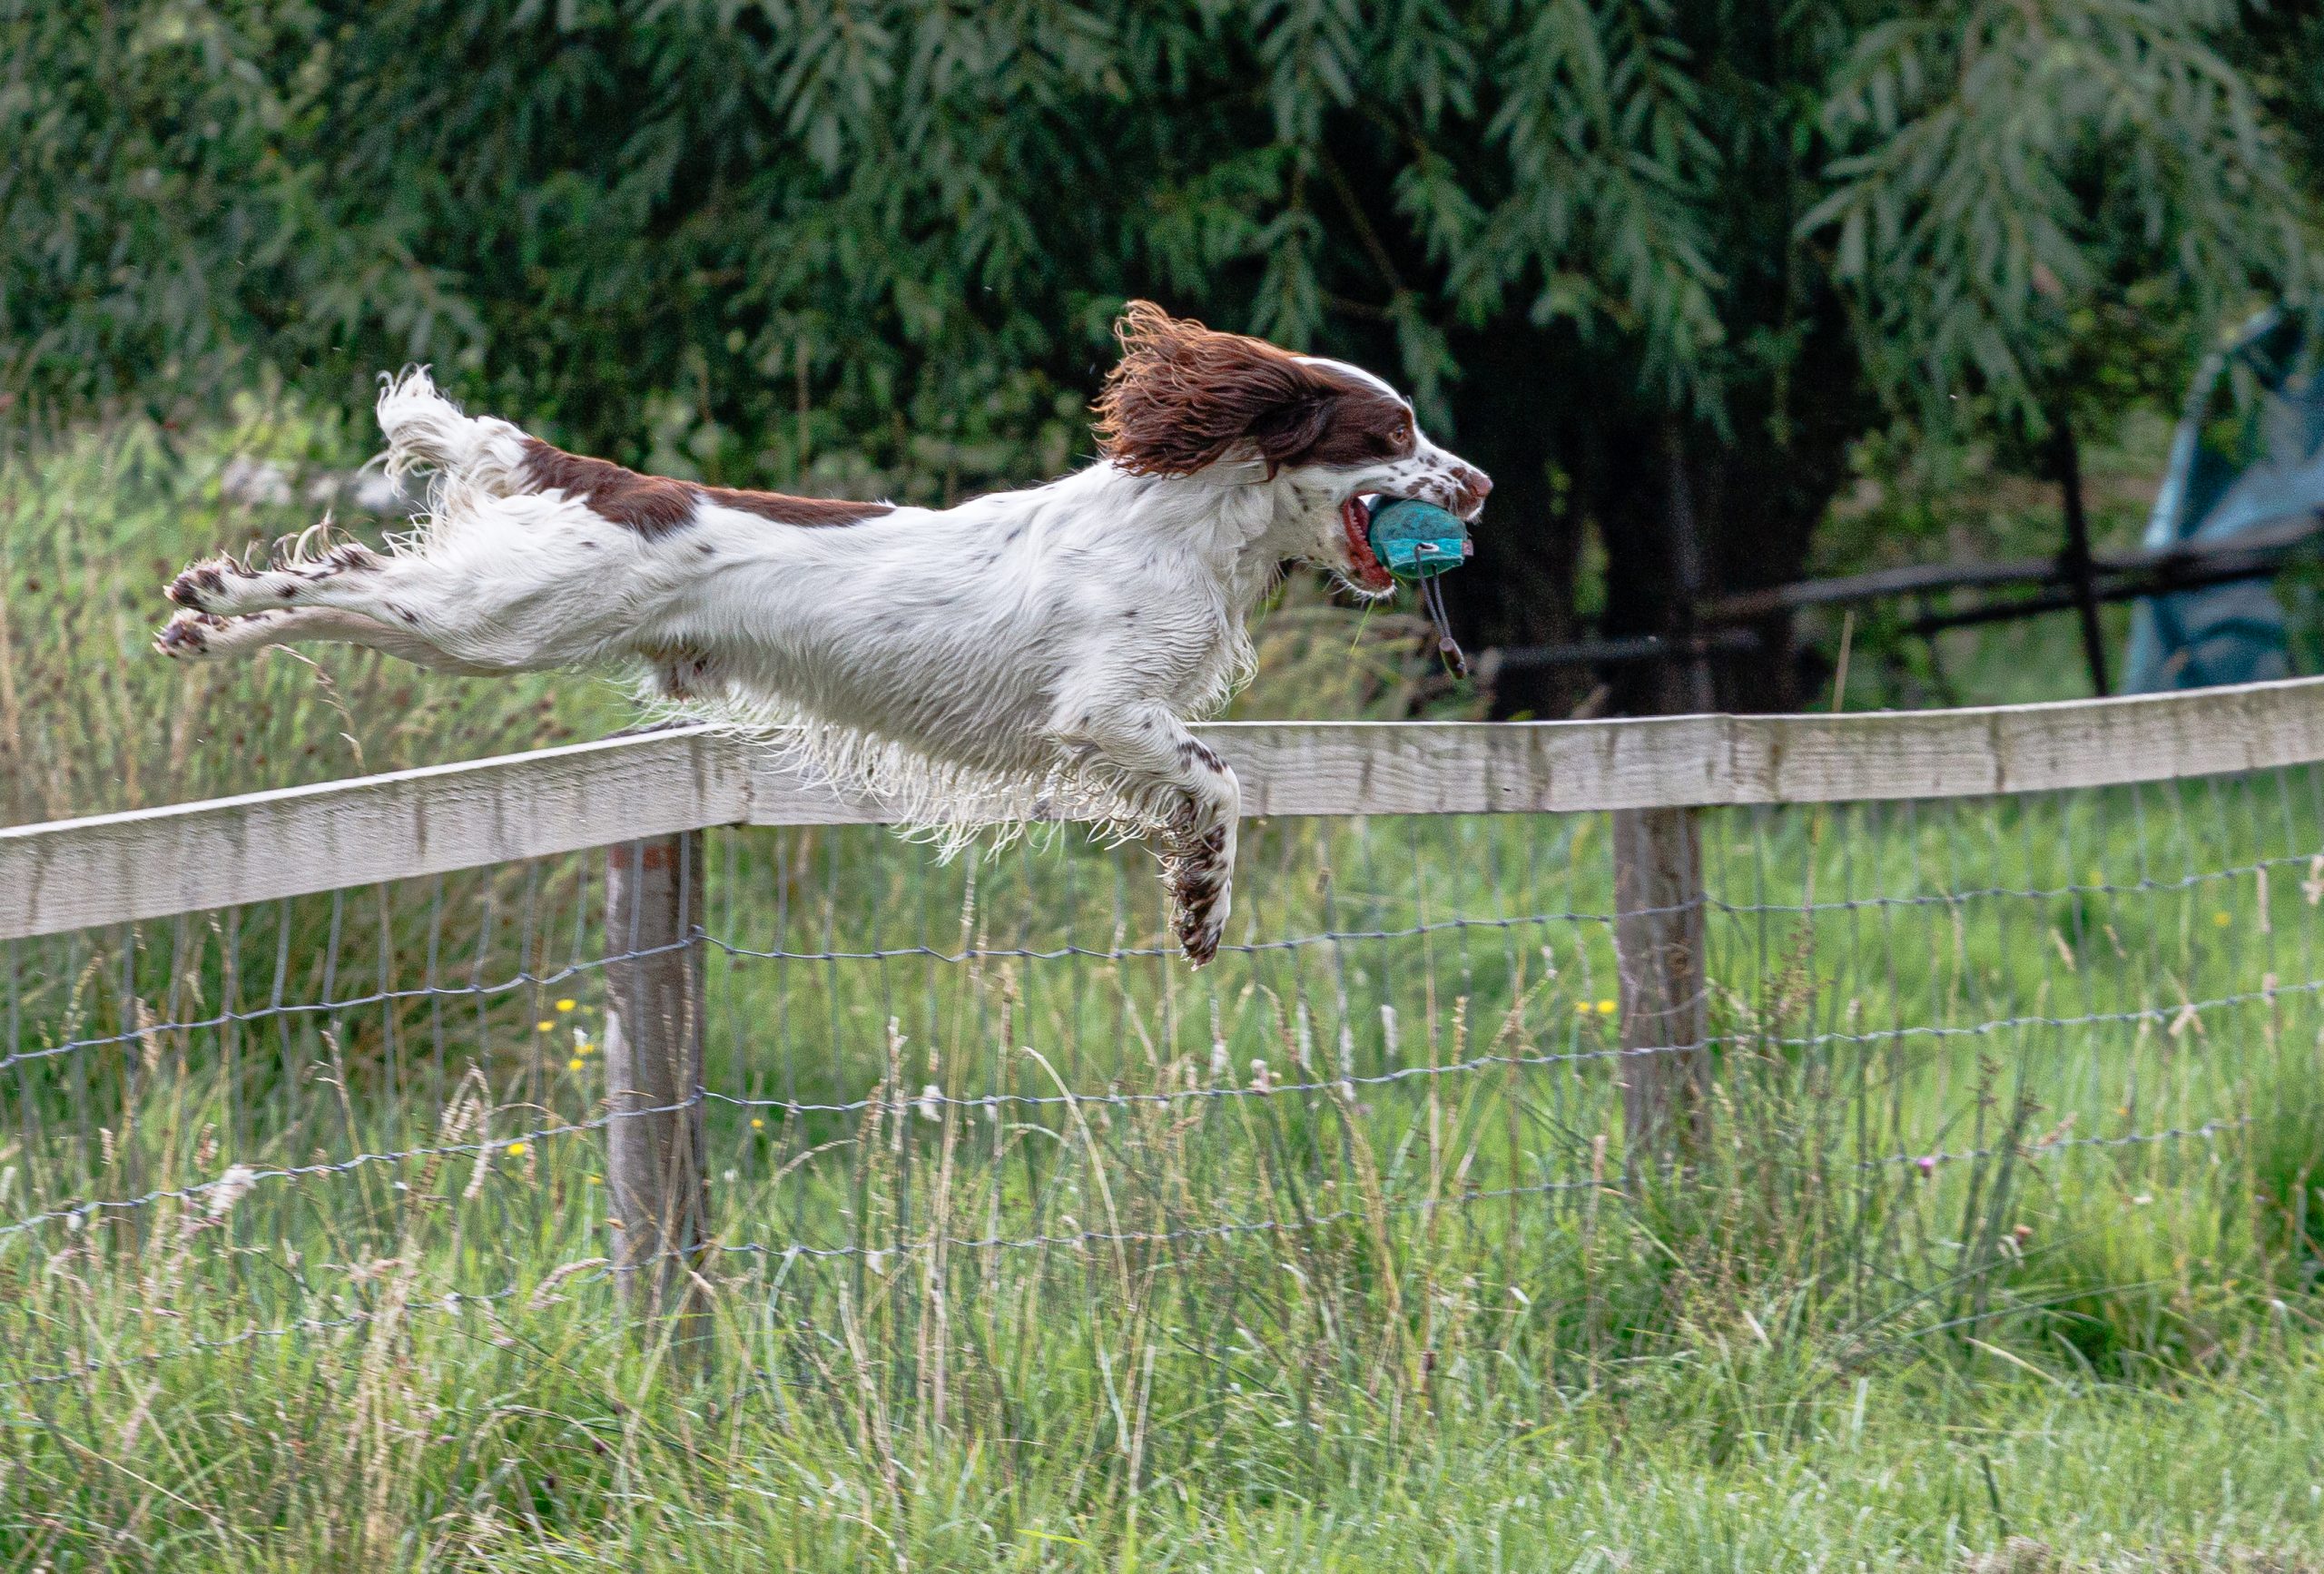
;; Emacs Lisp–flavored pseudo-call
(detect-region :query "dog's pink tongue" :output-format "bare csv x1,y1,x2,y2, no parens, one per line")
1341,498,1393,590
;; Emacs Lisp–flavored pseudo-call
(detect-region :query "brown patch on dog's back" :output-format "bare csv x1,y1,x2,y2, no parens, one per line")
520,439,893,537
702,485,893,528
1093,300,1416,478
521,441,698,536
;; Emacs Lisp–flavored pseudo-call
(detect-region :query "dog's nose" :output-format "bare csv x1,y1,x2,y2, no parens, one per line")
1468,467,1492,500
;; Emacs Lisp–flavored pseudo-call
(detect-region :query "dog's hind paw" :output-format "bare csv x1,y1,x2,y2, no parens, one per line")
154,609,229,659
165,558,238,613
155,608,283,663
167,540,380,617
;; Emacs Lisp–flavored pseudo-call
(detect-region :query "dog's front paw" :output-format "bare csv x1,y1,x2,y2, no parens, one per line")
1174,887,1227,967
1164,820,1232,968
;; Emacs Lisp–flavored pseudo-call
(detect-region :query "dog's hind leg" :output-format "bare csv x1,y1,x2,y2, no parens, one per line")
167,539,411,622
154,607,515,674
164,510,619,674
1056,703,1241,966
162,545,576,674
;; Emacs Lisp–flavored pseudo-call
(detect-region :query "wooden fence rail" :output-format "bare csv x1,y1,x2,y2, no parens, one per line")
8,674,2324,943
13,674,2324,1328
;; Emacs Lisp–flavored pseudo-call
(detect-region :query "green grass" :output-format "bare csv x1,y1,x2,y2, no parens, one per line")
9,418,2324,1568
6,1115,2324,1569
7,798,2324,1567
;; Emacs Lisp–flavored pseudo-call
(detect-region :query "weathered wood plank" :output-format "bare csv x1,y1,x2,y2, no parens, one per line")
0,729,753,940
1203,674,2324,815
9,674,2324,939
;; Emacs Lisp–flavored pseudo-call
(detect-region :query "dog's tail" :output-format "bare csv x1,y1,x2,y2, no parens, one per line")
375,368,534,498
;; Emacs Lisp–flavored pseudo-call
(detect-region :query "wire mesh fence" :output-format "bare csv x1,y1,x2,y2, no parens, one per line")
3,754,2319,1397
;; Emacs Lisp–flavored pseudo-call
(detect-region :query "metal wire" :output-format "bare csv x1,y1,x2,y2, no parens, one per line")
0,935,694,1075
3,775,2311,1386
700,909,1613,964
0,1284,525,1391
716,1176,1600,1262
0,1094,704,1242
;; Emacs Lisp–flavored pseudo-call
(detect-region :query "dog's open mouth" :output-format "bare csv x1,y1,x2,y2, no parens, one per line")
1339,496,1395,593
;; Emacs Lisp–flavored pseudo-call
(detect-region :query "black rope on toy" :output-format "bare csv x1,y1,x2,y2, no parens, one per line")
1421,574,1466,675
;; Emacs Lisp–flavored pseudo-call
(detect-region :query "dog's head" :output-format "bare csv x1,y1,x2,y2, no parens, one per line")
1092,301,1491,595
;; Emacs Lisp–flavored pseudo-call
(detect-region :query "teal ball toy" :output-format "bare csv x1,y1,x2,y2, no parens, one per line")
1365,497,1472,581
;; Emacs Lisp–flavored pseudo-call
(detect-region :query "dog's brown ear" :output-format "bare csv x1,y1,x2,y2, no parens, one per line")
1093,301,1334,477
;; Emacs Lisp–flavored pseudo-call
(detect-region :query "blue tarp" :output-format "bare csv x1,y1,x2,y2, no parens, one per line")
2125,310,2324,692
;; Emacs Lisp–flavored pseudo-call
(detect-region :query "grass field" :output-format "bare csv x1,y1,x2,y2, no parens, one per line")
6,420,2324,1569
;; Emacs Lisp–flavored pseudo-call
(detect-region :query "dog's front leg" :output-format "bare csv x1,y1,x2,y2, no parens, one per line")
1060,703,1240,966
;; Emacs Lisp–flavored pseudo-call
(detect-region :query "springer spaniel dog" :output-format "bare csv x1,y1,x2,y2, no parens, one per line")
157,303,1492,964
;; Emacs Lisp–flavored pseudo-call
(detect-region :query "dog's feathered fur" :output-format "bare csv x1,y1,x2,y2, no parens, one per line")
158,302,1491,963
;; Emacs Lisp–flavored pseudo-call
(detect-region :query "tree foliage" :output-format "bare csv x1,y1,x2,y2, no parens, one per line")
1807,0,2314,422
4,0,2315,706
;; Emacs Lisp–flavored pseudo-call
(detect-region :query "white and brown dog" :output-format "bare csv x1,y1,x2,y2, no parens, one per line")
159,303,1491,963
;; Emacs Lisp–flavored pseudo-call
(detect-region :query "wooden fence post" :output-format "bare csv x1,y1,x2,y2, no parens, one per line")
1611,806,1709,1158
603,831,711,1351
